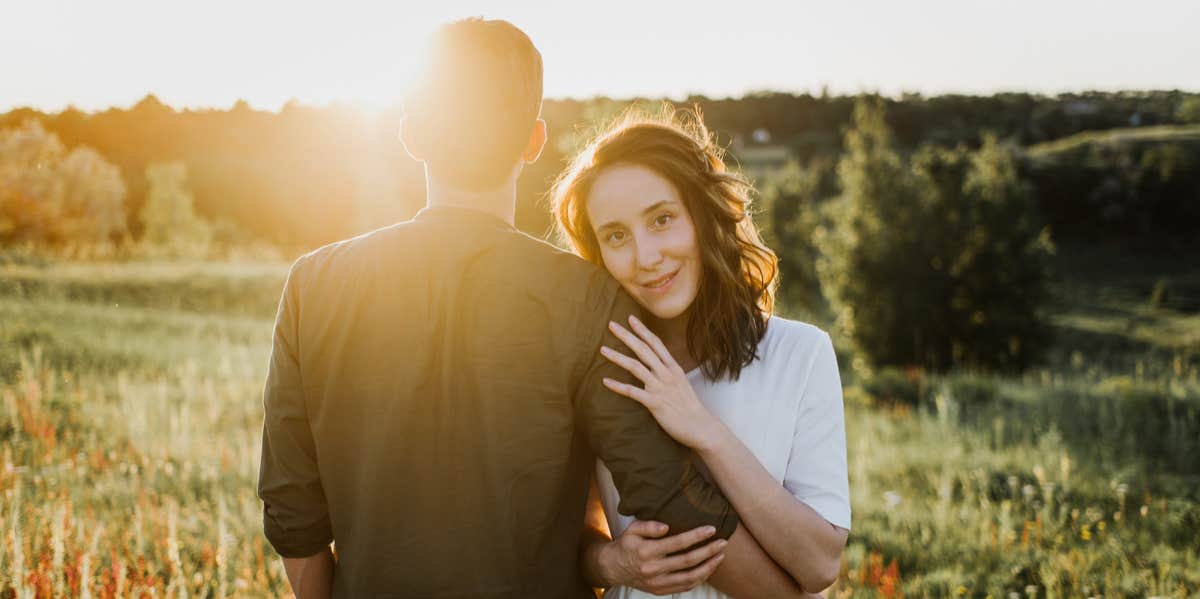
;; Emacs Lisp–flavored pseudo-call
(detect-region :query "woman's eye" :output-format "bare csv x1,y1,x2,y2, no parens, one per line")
605,230,626,244
654,213,674,227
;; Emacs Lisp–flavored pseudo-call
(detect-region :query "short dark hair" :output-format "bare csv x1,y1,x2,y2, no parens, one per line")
552,108,779,381
403,18,543,190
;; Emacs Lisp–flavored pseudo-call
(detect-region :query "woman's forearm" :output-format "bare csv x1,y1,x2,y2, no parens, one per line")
697,423,847,592
706,524,810,598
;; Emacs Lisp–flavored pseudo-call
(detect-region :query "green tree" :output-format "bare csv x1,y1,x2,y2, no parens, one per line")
759,158,837,317
818,98,1053,373
1177,97,1200,124
140,162,211,254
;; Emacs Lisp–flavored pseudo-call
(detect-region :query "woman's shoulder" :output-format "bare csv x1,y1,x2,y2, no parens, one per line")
763,316,832,352
756,316,838,379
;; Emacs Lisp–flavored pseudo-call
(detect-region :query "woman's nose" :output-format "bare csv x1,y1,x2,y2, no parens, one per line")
635,237,665,269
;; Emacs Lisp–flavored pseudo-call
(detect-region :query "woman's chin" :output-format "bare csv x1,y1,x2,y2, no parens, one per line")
621,283,693,322
640,298,690,322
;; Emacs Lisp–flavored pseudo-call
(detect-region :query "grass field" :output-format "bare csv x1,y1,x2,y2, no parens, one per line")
1,245,1197,597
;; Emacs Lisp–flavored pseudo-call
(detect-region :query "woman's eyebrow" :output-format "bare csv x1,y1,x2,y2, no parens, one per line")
594,219,622,234
641,200,677,216
594,200,679,233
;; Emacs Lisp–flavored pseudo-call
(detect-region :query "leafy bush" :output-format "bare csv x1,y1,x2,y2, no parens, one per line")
861,366,923,408
818,98,1054,373
0,120,127,244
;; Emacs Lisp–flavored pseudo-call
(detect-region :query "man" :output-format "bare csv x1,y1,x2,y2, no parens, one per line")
258,18,809,598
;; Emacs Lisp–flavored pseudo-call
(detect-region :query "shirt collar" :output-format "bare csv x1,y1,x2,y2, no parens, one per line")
413,205,517,231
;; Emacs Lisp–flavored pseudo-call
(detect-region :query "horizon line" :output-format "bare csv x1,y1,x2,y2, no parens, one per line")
5,86,1200,118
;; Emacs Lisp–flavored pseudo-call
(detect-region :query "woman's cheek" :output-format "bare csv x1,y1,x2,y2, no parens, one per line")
600,248,626,282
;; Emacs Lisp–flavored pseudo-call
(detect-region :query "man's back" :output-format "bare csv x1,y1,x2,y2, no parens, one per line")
258,206,738,597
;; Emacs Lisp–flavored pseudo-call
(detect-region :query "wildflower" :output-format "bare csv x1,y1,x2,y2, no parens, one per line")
884,491,902,509
956,585,967,595
1080,524,1091,541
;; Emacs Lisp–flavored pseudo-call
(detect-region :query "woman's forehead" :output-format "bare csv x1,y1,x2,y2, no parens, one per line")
588,164,681,223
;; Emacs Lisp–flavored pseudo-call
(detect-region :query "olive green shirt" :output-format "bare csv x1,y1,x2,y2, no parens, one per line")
257,205,738,598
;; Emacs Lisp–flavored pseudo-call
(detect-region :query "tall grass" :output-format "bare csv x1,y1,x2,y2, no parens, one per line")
1,254,1197,597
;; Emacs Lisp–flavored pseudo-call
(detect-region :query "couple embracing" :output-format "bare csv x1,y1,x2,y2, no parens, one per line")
257,17,850,599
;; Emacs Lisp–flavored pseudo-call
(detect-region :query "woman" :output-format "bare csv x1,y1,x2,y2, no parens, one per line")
552,110,851,597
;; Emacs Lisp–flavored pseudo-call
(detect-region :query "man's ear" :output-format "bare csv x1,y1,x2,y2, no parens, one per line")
398,118,426,162
521,119,547,164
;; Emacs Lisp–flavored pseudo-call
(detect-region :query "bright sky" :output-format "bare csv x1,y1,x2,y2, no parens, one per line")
4,0,1198,113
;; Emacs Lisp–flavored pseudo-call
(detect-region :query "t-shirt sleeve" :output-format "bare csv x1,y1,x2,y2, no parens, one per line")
782,330,852,531
257,257,335,557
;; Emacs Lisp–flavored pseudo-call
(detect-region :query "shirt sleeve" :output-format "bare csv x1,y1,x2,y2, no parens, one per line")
257,257,334,557
783,330,852,530
574,278,739,540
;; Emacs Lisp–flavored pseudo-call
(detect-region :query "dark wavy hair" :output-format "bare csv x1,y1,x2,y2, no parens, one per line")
551,108,779,381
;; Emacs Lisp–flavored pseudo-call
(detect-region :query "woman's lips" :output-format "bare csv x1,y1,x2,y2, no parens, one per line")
641,269,679,294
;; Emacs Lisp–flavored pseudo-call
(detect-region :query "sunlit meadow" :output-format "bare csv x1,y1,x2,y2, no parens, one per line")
1,244,1198,597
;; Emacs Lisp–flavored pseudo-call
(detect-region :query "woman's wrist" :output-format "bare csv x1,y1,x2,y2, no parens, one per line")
693,415,734,457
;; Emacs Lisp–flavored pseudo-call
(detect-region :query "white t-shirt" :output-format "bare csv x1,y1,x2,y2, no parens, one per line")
595,317,851,599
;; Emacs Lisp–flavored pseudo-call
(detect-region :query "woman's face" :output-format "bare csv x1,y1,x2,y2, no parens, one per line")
586,163,702,322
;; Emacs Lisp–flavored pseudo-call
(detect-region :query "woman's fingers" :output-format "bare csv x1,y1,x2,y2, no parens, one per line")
609,321,666,373
649,553,726,594
602,377,654,406
600,346,654,384
627,315,682,374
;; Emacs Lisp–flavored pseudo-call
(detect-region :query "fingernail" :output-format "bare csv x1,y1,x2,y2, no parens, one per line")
703,526,716,535
717,540,728,548
600,346,610,354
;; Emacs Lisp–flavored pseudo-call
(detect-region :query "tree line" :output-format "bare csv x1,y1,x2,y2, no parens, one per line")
2,90,1197,251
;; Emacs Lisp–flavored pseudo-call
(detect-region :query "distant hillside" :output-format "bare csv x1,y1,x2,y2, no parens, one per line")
1027,124,1200,160
1024,125,1200,246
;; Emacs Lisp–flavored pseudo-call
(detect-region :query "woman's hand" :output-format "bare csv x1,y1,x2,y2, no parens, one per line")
595,520,727,595
601,315,725,450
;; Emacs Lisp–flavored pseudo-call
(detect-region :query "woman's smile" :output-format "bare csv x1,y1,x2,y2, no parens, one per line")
640,268,680,293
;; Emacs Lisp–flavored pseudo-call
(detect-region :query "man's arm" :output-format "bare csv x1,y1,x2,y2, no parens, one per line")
258,258,335,593
580,477,613,592
283,547,336,599
575,284,738,538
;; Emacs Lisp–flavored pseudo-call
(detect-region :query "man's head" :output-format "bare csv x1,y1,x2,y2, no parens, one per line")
401,18,546,191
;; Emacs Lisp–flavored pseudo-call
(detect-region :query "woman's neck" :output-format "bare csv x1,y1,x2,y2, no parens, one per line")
648,311,698,374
